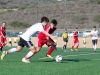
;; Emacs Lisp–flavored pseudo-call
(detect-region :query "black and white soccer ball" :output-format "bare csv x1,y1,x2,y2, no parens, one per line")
55,55,63,62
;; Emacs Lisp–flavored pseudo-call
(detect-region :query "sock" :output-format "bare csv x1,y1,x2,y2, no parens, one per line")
7,48,16,54
0,47,2,51
64,45,66,49
24,51,34,59
71,45,74,49
63,45,65,49
83,45,86,48
76,45,79,49
47,47,54,55
94,45,97,50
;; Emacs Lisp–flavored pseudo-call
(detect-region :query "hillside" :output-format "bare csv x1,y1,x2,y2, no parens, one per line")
0,0,100,31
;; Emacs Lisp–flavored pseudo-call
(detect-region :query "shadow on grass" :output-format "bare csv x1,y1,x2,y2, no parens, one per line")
62,58,90,63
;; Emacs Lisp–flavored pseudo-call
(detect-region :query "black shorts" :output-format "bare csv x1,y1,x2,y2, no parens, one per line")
18,37,34,48
63,38,68,42
9,41,12,44
92,39,98,45
14,42,17,43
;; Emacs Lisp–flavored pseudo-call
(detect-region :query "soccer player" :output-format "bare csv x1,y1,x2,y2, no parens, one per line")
8,37,12,47
1,16,57,63
71,28,79,51
13,37,18,47
36,19,57,59
0,22,6,52
83,35,86,48
90,26,99,52
62,29,68,52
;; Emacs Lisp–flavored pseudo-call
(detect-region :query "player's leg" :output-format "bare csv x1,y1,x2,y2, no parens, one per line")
1,37,24,60
25,39,44,59
71,39,75,51
0,36,3,51
62,38,66,50
75,42,79,51
83,42,86,48
46,39,56,59
94,39,98,52
92,40,95,52
22,39,42,63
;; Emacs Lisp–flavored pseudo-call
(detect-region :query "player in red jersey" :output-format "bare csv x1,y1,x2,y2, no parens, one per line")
0,22,6,52
36,19,57,59
71,28,79,51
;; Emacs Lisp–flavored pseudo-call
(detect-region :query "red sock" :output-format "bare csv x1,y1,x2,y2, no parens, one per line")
71,45,74,49
76,45,79,49
0,46,3,51
47,47,54,55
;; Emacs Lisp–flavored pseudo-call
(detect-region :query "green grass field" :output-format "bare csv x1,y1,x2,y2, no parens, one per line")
0,47,100,75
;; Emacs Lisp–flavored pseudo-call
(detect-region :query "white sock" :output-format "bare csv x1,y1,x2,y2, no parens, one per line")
83,45,86,47
24,51,34,59
7,48,16,54
95,45,97,50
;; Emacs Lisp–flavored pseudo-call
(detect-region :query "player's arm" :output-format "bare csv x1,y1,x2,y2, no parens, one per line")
62,33,64,38
41,30,57,39
0,29,5,38
73,32,77,36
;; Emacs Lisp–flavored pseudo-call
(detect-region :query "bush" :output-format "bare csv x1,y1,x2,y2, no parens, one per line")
0,11,6,15
19,4,29,10
9,20,30,28
93,15,100,23
72,15,88,22
89,0,100,4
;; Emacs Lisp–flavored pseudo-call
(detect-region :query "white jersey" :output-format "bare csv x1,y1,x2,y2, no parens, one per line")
20,23,44,41
91,30,99,40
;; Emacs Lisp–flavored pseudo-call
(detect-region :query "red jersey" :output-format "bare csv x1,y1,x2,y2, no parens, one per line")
0,26,6,36
38,25,56,40
73,31,78,39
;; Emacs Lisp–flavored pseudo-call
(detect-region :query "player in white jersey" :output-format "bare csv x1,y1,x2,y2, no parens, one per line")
1,16,57,63
90,26,99,52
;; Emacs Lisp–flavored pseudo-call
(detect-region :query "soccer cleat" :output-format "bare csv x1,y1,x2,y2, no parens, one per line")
22,58,31,63
75,49,78,51
70,49,73,51
1,51,6,60
64,50,67,52
46,54,53,59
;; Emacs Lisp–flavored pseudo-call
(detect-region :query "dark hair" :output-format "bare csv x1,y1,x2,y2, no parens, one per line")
51,19,57,26
76,28,78,29
93,26,96,28
41,16,49,23
65,29,67,31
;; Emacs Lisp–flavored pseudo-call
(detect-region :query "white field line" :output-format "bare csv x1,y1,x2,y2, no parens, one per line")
39,53,99,59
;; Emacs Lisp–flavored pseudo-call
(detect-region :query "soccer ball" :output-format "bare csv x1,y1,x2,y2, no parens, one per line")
55,55,63,62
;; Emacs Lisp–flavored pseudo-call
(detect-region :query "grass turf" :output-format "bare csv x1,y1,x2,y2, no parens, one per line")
0,47,100,75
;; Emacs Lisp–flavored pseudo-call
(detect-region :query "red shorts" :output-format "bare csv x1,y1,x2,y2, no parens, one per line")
37,38,54,47
73,38,79,43
0,36,6,46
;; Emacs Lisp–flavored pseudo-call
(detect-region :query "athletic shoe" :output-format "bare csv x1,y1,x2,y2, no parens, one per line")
22,58,31,63
70,49,73,51
64,50,67,52
1,51,6,60
94,50,96,52
46,54,53,59
75,49,78,51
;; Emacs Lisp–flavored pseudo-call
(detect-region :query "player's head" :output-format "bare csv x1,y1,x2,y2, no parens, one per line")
76,28,78,31
93,26,96,31
2,22,6,27
65,29,67,32
50,19,57,28
41,16,49,26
